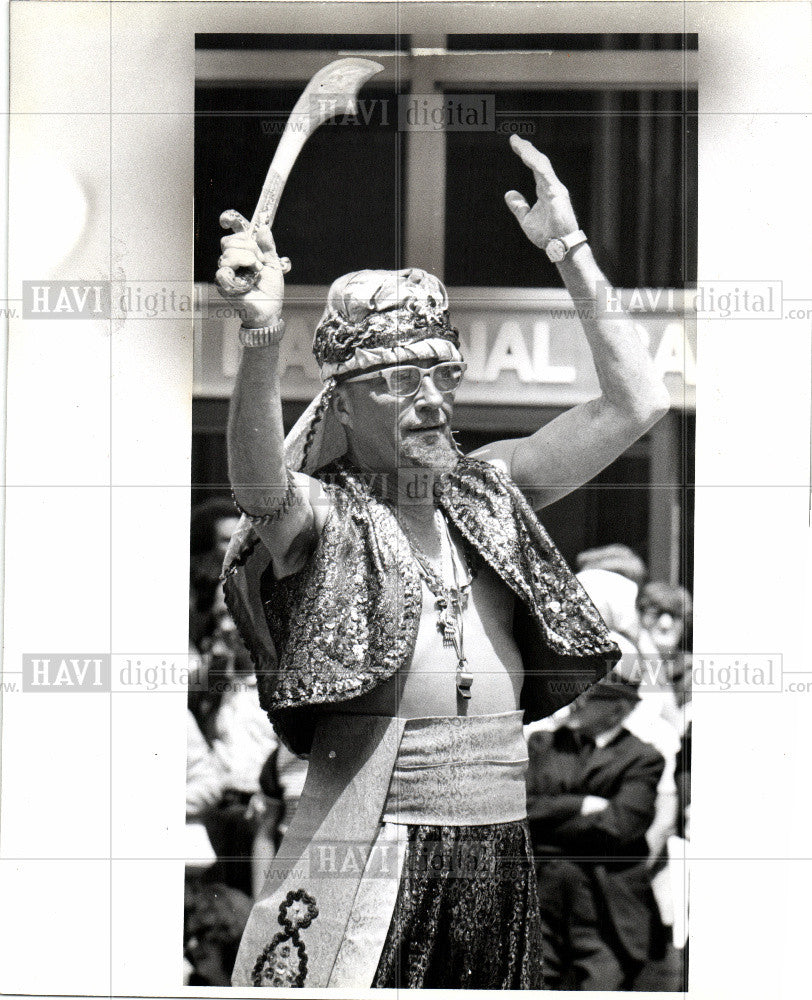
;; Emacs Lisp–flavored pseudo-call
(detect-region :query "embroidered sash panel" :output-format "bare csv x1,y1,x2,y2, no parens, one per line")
383,711,529,826
232,713,406,988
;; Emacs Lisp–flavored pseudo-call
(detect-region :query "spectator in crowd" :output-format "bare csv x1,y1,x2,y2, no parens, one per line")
189,499,237,746
187,602,222,748
675,721,691,841
259,744,309,844
190,497,240,590
187,587,278,897
188,501,284,899
525,559,643,738
249,745,310,897
185,709,227,891
637,581,692,658
576,543,647,589
575,565,680,866
526,673,665,990
205,590,277,795
187,709,229,820
184,882,253,986
575,566,641,657
189,498,239,661
637,581,693,738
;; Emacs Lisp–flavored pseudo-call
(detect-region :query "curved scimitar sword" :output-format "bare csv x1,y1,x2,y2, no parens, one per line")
218,57,384,292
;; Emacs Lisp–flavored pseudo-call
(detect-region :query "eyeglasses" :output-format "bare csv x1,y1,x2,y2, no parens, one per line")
342,361,467,398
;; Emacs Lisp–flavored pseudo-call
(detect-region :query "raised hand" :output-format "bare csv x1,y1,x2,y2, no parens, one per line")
215,210,291,329
504,136,579,250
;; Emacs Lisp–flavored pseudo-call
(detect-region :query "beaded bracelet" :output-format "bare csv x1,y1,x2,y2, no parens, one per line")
231,472,298,524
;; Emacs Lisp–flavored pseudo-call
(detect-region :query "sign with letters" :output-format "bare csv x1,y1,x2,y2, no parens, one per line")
194,284,696,411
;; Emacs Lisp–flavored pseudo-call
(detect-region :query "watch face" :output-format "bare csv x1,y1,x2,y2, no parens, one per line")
546,238,566,263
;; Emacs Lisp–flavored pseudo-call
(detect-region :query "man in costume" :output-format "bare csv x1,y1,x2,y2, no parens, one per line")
215,135,670,989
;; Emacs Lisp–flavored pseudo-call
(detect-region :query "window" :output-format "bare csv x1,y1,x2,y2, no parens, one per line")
195,83,405,284
445,88,697,288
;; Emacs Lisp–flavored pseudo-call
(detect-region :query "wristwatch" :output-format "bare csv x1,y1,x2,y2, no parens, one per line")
239,317,286,347
544,229,588,263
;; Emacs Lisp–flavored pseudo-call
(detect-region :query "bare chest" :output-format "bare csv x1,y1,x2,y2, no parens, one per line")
341,559,524,718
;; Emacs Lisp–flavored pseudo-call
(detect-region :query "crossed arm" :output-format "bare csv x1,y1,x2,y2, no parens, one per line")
470,137,670,510
526,740,666,854
547,755,664,853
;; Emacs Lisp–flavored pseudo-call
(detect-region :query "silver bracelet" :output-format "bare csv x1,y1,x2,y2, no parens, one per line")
239,317,286,347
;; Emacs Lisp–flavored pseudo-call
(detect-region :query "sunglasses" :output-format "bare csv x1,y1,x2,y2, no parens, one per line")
342,361,467,398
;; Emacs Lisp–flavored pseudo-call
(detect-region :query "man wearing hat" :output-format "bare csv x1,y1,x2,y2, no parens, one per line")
526,674,666,989
216,135,670,989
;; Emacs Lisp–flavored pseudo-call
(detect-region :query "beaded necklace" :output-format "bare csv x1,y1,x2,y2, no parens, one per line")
394,507,477,699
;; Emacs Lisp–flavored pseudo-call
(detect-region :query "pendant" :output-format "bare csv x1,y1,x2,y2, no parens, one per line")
456,658,473,699
436,601,457,646
439,617,457,646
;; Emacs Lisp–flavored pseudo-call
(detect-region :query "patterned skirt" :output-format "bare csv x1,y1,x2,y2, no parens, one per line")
372,820,544,989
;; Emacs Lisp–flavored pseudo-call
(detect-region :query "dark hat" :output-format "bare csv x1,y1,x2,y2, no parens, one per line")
583,671,641,704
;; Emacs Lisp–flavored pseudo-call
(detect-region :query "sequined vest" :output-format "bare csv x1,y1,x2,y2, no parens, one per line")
223,457,620,755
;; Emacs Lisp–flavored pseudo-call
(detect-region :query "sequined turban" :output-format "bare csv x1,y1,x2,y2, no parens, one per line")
312,268,460,377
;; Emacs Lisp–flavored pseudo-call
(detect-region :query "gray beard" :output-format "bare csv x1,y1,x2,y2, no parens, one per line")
398,433,459,473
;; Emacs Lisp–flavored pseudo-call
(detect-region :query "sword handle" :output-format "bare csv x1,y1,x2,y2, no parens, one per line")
218,210,262,294
217,166,285,293
217,205,291,294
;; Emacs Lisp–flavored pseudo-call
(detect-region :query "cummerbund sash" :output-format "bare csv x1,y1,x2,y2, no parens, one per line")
382,710,529,826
